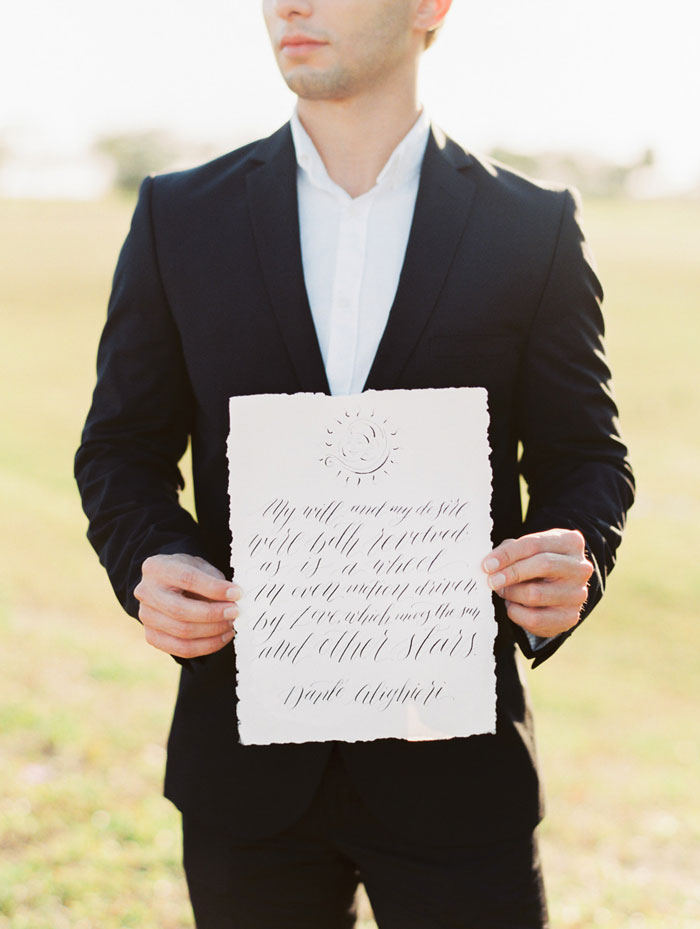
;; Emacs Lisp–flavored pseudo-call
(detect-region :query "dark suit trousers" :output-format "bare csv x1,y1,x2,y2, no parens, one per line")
182,748,549,929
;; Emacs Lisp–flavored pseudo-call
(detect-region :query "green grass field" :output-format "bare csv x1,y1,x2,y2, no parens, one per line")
1,194,698,929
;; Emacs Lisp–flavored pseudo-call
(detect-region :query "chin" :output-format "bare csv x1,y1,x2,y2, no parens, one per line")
285,72,355,101
279,60,351,98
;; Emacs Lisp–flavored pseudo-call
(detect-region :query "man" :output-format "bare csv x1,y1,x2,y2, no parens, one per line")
75,0,634,926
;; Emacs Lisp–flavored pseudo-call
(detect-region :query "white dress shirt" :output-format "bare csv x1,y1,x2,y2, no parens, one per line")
290,109,430,396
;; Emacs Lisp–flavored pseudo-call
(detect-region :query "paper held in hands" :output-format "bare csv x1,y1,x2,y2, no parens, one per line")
227,387,496,746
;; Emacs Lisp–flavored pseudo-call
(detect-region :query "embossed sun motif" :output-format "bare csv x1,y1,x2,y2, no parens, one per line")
321,411,399,485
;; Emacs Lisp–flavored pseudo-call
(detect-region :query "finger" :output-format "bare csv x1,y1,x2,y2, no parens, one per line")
483,529,587,573
495,580,589,610
486,551,591,591
190,557,227,581
140,585,240,624
138,603,238,639
144,625,236,659
142,556,241,602
504,600,581,638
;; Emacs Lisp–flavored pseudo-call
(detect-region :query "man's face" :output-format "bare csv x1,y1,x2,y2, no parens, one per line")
262,0,420,101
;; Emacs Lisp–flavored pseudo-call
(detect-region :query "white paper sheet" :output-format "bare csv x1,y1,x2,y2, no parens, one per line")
228,388,496,745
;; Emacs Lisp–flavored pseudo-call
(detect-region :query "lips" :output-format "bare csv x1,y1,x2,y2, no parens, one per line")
280,34,327,55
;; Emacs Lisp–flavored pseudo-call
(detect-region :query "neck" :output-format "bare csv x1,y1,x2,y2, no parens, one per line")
296,75,421,198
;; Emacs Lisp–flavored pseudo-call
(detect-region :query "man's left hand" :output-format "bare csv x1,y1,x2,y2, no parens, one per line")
482,529,594,639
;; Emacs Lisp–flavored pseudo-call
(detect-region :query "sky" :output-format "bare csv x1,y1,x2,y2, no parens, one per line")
3,0,699,192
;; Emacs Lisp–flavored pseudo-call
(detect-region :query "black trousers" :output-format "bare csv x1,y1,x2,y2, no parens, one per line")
182,748,549,929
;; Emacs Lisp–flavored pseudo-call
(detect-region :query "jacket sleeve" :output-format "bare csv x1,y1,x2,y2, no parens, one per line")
514,188,635,667
75,176,210,621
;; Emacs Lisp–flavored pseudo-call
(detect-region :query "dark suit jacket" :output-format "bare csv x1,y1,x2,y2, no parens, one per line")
75,123,634,844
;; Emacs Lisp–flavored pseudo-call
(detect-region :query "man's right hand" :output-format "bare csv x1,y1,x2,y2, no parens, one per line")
134,553,241,659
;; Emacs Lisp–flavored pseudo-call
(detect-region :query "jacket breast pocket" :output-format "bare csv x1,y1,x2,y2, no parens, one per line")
424,333,521,393
430,334,517,360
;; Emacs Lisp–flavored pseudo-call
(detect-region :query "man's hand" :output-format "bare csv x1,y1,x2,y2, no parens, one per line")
134,554,241,659
482,529,594,639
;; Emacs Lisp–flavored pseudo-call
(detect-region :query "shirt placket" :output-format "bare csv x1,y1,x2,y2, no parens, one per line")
325,195,371,396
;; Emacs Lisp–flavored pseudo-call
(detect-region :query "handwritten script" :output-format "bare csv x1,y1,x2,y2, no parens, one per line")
228,389,496,744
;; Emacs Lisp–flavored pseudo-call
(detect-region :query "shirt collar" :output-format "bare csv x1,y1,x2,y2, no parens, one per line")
290,108,430,198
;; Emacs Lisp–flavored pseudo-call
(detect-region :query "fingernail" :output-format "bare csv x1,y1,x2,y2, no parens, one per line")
484,557,500,572
223,606,239,621
221,629,235,643
226,586,241,601
488,573,506,590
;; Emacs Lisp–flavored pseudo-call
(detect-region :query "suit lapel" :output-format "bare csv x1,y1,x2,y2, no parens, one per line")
246,126,330,394
364,128,477,391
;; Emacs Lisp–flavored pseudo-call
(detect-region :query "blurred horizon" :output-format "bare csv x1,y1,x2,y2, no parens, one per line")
3,0,699,199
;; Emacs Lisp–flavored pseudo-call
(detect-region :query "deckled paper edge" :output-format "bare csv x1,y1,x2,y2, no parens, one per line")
479,385,498,737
